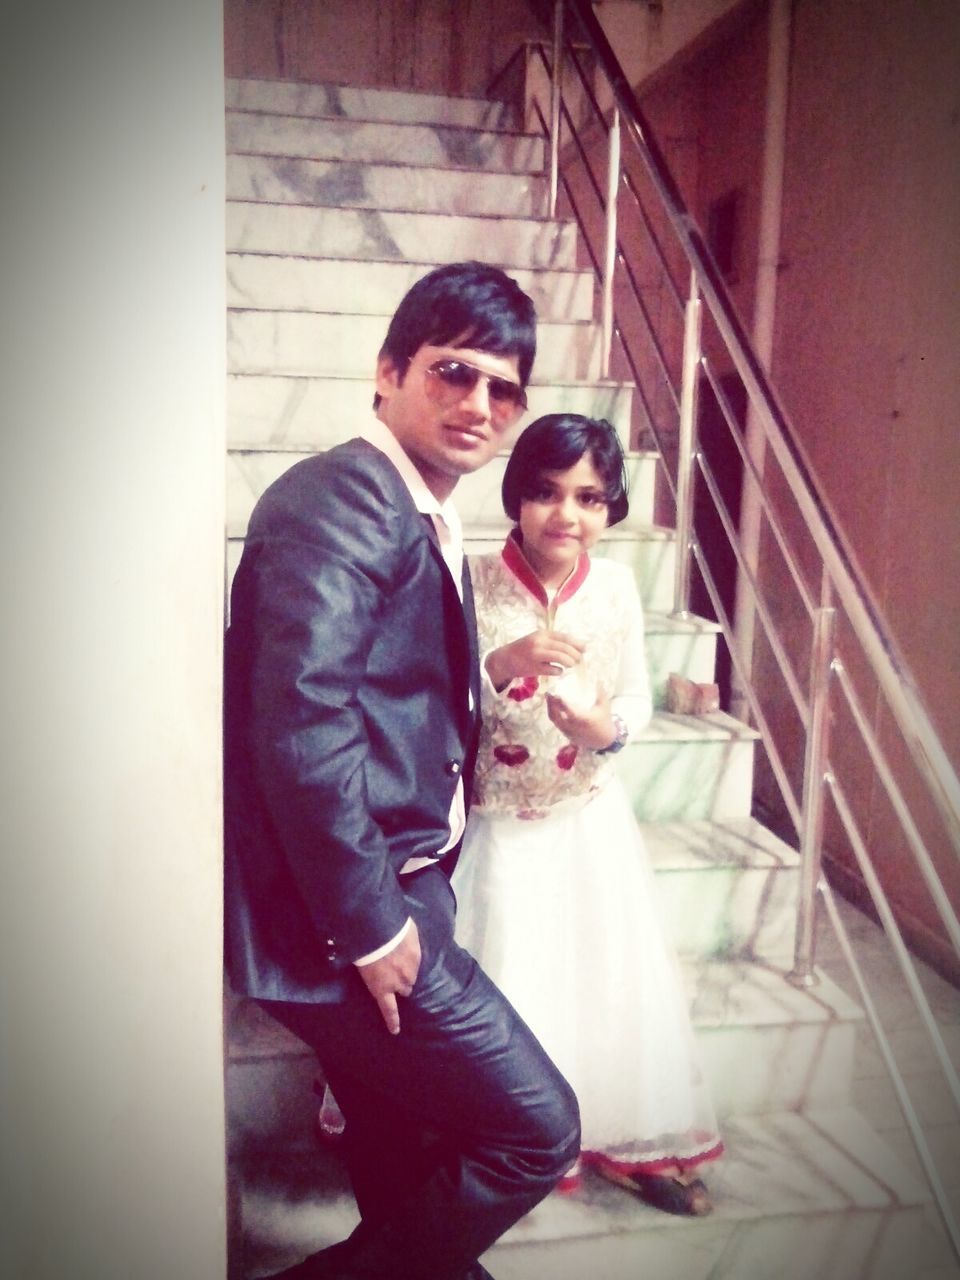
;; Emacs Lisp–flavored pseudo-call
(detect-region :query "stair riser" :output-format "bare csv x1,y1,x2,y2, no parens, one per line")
225,79,520,132
226,112,544,173
465,533,678,614
644,628,718,708
226,202,577,270
225,524,675,614
227,1054,319,1156
227,310,600,381
590,536,676,615
226,1013,856,1161
227,256,595,321
489,1205,930,1280
228,154,546,218
656,864,799,960
701,1020,857,1118
619,736,755,821
227,374,632,450
227,449,655,536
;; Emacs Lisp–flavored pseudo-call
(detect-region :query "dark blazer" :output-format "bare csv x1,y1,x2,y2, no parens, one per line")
224,438,481,1003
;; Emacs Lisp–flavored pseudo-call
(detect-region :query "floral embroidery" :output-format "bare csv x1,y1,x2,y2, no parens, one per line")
470,547,639,817
507,676,539,702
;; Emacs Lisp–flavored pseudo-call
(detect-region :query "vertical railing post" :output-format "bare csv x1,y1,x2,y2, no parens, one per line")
672,271,702,617
790,576,836,986
601,108,620,379
548,0,564,218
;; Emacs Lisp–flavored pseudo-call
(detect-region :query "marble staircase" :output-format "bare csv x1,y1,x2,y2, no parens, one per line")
223,75,930,1279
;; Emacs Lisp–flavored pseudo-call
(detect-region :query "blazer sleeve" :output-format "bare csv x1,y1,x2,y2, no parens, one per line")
241,451,413,964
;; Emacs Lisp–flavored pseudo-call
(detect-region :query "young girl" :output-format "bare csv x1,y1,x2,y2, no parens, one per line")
451,413,722,1216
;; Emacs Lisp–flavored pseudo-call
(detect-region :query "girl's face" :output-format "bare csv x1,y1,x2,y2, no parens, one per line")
518,452,610,586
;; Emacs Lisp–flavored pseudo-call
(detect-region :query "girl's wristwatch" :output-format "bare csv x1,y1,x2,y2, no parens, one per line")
595,713,628,755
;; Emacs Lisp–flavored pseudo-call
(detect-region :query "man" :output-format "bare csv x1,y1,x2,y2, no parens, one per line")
224,261,580,1280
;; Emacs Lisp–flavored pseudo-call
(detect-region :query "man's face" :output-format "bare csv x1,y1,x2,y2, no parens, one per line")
375,343,524,501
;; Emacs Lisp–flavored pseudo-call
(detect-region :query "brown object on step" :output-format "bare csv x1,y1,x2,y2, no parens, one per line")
666,672,720,715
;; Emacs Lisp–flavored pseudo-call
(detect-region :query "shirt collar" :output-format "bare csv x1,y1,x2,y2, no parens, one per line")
359,419,462,537
501,528,590,608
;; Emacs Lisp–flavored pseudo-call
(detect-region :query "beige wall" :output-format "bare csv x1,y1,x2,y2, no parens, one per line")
0,1,228,1276
766,0,960,967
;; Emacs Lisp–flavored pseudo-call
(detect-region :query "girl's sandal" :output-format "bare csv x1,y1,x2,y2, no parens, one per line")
595,1163,713,1217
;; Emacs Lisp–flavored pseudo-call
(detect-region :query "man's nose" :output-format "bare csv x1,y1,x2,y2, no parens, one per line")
456,375,493,421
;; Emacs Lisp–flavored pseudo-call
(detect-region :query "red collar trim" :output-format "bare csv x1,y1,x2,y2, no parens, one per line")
501,529,590,608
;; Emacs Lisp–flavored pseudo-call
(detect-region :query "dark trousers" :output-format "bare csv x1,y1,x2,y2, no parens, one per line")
264,863,580,1280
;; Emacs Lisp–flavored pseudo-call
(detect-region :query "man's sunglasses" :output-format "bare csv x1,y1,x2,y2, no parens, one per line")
424,358,527,427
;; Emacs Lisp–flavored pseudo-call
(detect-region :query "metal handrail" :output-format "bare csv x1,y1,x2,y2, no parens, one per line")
522,0,960,1254
560,0,960,859
532,40,681,412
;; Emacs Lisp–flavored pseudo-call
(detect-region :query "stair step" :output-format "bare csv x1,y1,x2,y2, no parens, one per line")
226,111,545,173
225,201,577,270
226,77,521,133
233,1108,928,1280
642,612,720,707
464,523,678,615
226,373,633,451
226,447,655,538
227,527,676,621
491,1108,930,1279
226,309,600,380
646,817,799,957
687,960,862,1115
227,154,546,218
619,711,759,822
226,959,862,1144
226,255,595,321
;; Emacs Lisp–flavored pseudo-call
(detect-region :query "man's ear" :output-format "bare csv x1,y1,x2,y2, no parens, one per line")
375,354,401,400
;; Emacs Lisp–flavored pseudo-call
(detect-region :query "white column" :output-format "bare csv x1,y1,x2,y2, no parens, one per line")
0,2,228,1277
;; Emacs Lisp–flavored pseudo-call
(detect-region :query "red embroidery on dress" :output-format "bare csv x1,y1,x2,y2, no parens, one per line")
507,676,539,702
493,744,530,767
556,744,579,771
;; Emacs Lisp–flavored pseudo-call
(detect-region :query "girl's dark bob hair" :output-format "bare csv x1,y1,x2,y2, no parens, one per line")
502,413,630,527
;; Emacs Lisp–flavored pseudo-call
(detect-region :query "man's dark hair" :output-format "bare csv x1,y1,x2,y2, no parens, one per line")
373,261,537,408
501,413,630,527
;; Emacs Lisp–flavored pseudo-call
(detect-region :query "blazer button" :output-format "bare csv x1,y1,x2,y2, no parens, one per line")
445,759,461,776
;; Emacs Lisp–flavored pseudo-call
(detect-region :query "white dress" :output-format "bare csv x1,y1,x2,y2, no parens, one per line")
452,534,722,1173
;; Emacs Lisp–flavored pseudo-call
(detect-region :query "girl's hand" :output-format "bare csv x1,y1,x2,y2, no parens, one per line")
485,630,584,692
546,686,618,750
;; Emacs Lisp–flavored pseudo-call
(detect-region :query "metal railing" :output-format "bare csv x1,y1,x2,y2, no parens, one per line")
515,0,960,1255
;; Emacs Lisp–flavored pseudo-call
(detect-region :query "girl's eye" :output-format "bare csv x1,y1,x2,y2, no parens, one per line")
530,486,555,502
580,492,607,507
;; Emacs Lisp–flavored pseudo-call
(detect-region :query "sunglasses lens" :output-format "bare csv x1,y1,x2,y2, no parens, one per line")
433,360,478,394
428,361,526,420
